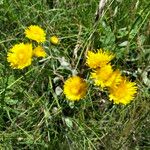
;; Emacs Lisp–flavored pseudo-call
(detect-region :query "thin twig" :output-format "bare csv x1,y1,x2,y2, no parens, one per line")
95,0,107,23
74,25,82,59
86,0,108,51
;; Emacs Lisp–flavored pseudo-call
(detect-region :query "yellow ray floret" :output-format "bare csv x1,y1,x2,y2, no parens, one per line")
109,78,137,105
7,43,32,69
64,76,87,101
91,64,122,88
33,46,47,58
86,49,114,69
25,25,46,43
50,36,59,45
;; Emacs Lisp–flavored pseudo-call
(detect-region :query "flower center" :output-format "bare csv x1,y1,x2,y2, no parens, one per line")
18,53,24,60
71,86,80,95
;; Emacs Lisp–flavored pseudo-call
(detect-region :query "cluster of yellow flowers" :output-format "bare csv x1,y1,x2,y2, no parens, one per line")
7,25,137,105
64,49,137,105
7,25,59,69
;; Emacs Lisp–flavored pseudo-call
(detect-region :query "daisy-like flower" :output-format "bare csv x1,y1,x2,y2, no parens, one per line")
64,76,87,101
33,46,47,58
91,64,122,88
86,49,114,69
105,70,122,88
91,64,113,88
7,43,32,69
109,77,138,105
50,36,59,45
25,25,46,43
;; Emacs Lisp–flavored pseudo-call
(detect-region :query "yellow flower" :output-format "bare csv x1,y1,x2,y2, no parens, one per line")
33,46,47,58
91,64,113,88
25,25,46,43
105,70,122,88
7,43,32,69
91,64,122,88
109,78,138,105
64,76,87,101
50,36,59,45
86,49,114,69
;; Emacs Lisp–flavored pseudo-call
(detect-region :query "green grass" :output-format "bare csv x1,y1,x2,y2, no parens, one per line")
0,0,150,149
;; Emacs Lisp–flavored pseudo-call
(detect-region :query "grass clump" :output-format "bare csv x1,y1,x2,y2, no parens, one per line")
0,0,150,149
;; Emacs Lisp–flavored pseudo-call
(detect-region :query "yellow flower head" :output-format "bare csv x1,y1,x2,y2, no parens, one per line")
7,43,32,69
105,70,122,88
91,64,122,88
33,46,47,58
64,76,87,101
91,64,113,88
86,49,114,69
50,36,59,45
109,78,138,105
25,25,46,43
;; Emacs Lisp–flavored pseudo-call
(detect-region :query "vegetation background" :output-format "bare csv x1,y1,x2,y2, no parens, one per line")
0,0,149,149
